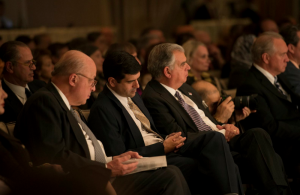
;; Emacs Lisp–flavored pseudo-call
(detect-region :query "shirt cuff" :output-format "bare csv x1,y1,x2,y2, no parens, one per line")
105,156,113,168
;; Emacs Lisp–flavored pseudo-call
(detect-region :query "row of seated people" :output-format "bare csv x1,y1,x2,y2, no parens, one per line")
0,33,298,195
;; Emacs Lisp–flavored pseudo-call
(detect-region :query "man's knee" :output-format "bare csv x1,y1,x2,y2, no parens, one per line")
246,128,270,138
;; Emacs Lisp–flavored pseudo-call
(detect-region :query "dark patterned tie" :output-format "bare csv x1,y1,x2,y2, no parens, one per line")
25,88,32,99
175,91,211,131
127,98,164,141
70,108,106,163
274,77,286,97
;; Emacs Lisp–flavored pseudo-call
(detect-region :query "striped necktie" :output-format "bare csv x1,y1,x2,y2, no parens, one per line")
127,98,164,141
274,76,286,97
175,91,211,131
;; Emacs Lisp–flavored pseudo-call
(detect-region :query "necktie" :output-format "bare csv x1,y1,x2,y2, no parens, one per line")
127,98,164,141
175,91,211,131
25,88,32,99
274,77,286,97
70,108,106,163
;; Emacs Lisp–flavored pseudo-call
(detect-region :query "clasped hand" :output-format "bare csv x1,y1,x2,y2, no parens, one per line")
163,132,186,154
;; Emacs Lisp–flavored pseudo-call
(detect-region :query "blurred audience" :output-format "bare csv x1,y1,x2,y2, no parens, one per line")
260,19,279,33
87,32,107,54
33,49,54,83
33,33,52,50
48,43,69,65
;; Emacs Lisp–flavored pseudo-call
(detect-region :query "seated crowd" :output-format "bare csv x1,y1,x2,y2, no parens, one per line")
1,18,300,195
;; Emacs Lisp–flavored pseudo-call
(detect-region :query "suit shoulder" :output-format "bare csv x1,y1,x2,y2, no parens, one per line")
28,80,47,92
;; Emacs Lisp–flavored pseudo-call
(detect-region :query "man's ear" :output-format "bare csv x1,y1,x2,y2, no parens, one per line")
69,73,78,87
5,62,14,73
163,66,172,79
287,44,295,54
261,53,270,64
108,77,117,87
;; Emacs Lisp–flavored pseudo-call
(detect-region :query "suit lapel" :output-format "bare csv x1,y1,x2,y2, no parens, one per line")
46,83,91,159
2,80,23,116
251,66,289,101
102,86,145,147
179,83,218,124
148,80,199,132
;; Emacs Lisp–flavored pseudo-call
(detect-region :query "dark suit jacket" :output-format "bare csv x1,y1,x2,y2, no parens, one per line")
88,85,165,157
0,79,46,123
282,61,300,96
14,82,105,172
142,80,219,137
236,66,300,142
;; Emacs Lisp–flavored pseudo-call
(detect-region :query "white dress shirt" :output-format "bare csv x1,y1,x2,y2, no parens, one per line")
107,85,163,146
253,64,291,102
160,83,226,135
52,82,112,164
3,79,31,105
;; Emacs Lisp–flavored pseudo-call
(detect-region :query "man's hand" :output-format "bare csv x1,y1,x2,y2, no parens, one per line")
108,151,142,177
214,96,235,123
37,163,65,174
235,107,256,122
217,124,239,142
163,132,186,154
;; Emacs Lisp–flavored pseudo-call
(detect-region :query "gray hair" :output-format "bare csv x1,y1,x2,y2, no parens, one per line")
251,32,283,64
52,50,86,76
182,40,205,64
147,43,184,80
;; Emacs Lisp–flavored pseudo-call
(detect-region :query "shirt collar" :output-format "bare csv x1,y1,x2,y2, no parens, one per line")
51,82,71,110
253,63,275,85
160,83,183,97
289,60,299,69
3,78,30,99
106,84,129,106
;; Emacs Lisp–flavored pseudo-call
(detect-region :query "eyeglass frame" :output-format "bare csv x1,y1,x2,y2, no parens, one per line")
12,59,37,68
76,73,98,87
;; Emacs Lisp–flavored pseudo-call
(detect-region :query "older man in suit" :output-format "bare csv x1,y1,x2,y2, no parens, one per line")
0,41,46,123
142,43,292,195
14,50,191,195
237,32,300,175
88,51,243,195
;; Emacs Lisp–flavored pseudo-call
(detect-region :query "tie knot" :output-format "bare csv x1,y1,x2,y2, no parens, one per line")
175,91,183,101
127,98,134,109
25,88,32,99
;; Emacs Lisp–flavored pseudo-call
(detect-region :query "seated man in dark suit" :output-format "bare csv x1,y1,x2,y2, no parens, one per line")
88,51,243,195
0,41,46,123
280,25,300,96
14,50,190,195
142,43,291,195
236,32,300,176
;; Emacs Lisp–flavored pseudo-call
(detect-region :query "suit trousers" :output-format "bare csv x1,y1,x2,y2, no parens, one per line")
173,131,243,194
112,165,191,195
229,128,292,194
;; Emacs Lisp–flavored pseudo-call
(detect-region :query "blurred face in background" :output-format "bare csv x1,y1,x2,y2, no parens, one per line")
190,45,210,73
0,80,8,115
90,49,104,73
35,55,54,83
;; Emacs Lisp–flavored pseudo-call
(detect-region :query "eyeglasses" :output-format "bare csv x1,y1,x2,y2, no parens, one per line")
13,60,37,68
76,73,97,87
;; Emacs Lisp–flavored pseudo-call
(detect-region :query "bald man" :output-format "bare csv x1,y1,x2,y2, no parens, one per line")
14,50,191,195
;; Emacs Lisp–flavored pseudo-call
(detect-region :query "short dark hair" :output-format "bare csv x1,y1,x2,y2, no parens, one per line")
33,49,52,79
87,32,101,43
48,43,68,57
15,35,32,45
280,25,300,46
106,42,137,57
103,51,141,82
0,41,28,63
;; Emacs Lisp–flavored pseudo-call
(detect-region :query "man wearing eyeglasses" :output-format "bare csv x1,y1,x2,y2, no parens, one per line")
0,41,46,123
14,50,191,195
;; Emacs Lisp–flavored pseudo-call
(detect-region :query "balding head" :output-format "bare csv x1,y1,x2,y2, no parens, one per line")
51,50,97,106
192,80,220,114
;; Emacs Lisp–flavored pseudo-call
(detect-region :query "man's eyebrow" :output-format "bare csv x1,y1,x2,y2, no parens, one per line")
181,61,187,66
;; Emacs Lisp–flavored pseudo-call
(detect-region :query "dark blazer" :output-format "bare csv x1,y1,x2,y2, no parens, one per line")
142,79,218,137
14,82,104,172
0,79,46,123
282,61,300,96
88,85,165,157
236,66,300,140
